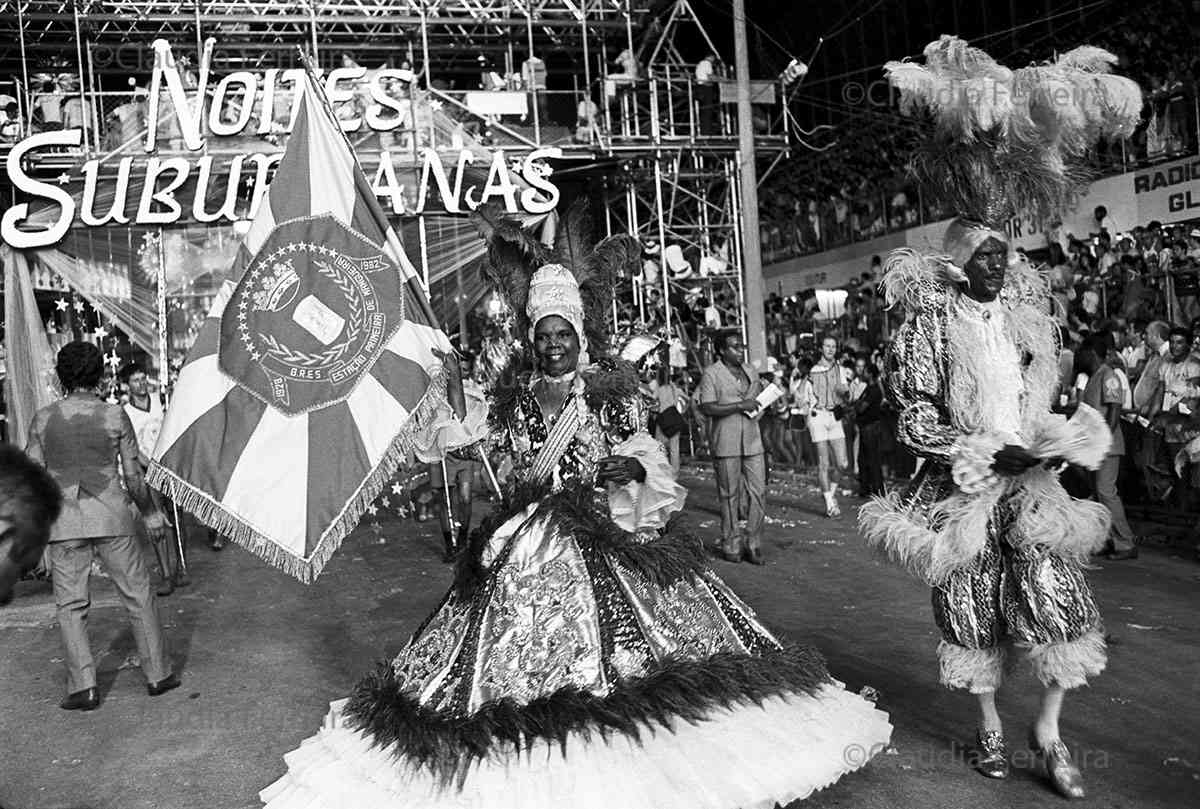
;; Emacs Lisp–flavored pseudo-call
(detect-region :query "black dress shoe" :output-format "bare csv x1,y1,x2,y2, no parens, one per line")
60,687,100,711
744,547,765,565
147,673,181,697
156,578,175,597
719,549,742,563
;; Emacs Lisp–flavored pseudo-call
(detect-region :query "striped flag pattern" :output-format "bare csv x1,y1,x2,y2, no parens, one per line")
148,74,450,583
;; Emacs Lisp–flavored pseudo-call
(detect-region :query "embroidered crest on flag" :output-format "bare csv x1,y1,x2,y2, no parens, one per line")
219,214,406,416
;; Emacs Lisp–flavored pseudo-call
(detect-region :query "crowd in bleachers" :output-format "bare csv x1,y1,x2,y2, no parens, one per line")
759,0,1200,265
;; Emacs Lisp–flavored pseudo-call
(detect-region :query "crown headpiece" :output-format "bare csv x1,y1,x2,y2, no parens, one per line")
253,259,300,313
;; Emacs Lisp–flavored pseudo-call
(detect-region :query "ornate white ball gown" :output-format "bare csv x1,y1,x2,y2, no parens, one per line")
261,360,892,809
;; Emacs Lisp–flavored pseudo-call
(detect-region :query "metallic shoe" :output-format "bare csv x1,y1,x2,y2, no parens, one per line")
972,729,1009,779
1031,733,1085,799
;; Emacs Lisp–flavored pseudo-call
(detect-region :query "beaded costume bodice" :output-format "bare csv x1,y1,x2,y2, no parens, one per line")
503,384,643,490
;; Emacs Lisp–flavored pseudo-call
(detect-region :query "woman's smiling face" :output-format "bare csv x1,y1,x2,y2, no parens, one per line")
534,315,580,376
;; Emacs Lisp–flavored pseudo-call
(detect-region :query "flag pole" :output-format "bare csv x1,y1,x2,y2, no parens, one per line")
296,47,442,332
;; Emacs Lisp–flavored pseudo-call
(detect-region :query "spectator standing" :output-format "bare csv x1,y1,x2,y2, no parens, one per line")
853,363,886,497
521,54,549,128
424,353,483,563
652,365,685,474
25,342,179,711
1078,338,1139,560
1155,327,1200,417
120,364,182,597
787,361,816,468
695,53,719,135
804,335,851,517
698,330,765,564
1131,321,1171,496
1091,205,1117,238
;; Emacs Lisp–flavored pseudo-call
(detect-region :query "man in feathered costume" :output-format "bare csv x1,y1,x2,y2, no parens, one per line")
859,37,1142,799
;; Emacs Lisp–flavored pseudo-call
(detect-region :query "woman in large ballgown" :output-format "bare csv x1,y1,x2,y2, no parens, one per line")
261,235,891,809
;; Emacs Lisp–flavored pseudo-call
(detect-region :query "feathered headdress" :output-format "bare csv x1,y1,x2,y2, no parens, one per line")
886,36,1142,231
474,201,641,358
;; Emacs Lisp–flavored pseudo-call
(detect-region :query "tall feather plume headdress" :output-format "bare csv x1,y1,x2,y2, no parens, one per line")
473,201,642,361
880,36,1142,307
887,36,1141,229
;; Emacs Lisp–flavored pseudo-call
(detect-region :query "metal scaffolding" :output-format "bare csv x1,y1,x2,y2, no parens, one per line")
2,0,788,343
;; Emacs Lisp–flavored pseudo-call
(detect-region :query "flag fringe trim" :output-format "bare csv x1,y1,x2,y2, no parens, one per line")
148,368,448,584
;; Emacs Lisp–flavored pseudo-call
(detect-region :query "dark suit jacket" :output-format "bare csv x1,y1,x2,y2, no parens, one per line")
25,393,154,541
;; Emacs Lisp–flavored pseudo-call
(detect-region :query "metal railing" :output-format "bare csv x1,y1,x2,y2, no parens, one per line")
0,69,789,160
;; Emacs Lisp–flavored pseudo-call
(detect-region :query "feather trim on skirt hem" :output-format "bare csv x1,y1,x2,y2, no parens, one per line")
261,684,893,809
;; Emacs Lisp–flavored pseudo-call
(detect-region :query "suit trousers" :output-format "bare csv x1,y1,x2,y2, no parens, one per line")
49,535,169,693
1094,454,1136,552
713,453,765,554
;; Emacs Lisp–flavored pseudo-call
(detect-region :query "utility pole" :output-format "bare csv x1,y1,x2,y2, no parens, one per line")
732,0,767,368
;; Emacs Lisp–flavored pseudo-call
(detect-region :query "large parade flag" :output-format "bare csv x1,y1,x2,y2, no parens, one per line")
148,73,450,583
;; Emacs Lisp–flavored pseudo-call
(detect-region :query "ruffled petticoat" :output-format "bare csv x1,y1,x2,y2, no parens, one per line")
261,494,891,808
262,685,891,809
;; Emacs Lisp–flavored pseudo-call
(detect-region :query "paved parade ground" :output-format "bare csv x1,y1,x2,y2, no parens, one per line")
1,468,1197,809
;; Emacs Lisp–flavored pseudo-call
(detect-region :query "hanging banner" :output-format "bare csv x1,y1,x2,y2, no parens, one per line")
1132,155,1200,225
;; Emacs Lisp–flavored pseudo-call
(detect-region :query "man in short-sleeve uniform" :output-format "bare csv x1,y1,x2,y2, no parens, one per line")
698,329,766,564
1079,337,1138,559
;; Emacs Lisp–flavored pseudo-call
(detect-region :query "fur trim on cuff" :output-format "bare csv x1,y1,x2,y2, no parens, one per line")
937,641,1006,693
1023,628,1106,689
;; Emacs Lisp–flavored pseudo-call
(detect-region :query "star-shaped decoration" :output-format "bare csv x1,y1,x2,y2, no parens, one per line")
366,504,379,516
249,351,262,361
429,99,443,111
104,352,122,370
73,299,86,313
94,325,109,340
380,496,391,508
390,482,404,496
55,298,69,312
56,172,71,185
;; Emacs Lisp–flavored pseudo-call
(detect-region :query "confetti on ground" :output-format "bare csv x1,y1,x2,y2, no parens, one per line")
1127,623,1164,630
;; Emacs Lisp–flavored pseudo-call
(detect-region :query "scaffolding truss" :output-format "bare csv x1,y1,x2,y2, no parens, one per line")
2,0,786,344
